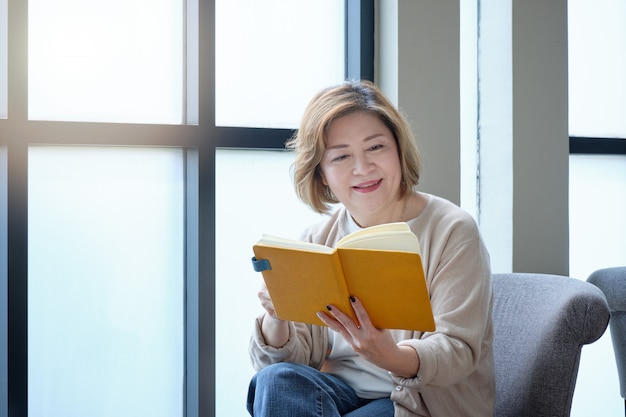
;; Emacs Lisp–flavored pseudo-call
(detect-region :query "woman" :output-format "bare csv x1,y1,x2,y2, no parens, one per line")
247,80,494,416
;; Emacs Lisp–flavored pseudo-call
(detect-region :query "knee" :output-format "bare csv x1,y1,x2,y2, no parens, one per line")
248,362,313,407
247,363,321,416
250,362,324,396
252,362,310,386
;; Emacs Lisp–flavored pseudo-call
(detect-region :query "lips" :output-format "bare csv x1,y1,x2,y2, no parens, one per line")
353,179,382,192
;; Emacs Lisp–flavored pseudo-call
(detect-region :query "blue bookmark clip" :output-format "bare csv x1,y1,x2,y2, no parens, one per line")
251,257,271,272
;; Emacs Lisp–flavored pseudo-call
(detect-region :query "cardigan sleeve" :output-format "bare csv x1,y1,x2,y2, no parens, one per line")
248,314,328,371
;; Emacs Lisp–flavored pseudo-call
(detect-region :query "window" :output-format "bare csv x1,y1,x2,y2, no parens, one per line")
5,0,203,415
568,0,626,139
568,1,626,415
213,1,374,414
567,0,626,277
3,1,371,416
28,0,186,124
28,0,185,124
214,149,326,416
568,0,626,154
215,0,345,129
28,147,185,417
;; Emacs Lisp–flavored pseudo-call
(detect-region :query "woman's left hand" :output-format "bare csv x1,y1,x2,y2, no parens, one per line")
316,296,420,378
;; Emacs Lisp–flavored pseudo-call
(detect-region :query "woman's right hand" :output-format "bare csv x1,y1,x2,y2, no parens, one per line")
258,282,290,347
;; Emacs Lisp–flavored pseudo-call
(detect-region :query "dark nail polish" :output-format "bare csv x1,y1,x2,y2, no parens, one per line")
326,305,332,311
350,296,356,303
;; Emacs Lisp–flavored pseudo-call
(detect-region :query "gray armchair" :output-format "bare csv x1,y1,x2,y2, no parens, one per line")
492,273,610,417
587,267,626,415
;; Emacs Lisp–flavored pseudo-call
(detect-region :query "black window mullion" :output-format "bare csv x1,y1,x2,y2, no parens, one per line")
346,0,375,82
214,127,293,149
6,141,28,417
569,136,626,155
0,144,7,417
5,0,29,413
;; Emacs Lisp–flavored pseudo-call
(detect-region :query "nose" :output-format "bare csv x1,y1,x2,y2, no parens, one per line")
352,153,374,175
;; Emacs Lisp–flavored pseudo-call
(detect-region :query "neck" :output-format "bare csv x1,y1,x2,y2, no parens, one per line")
398,192,410,222
351,192,412,228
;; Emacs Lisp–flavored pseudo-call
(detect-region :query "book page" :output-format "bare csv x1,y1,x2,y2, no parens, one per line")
336,222,420,254
336,222,408,244
256,234,334,254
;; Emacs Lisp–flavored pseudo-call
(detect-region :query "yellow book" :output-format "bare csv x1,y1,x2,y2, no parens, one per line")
251,222,435,331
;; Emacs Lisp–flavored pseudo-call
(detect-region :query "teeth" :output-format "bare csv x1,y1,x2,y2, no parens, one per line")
355,180,380,188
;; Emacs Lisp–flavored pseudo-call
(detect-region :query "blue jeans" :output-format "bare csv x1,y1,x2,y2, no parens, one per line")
246,362,394,417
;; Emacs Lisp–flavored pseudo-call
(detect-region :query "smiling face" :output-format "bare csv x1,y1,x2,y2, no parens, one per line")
319,111,404,227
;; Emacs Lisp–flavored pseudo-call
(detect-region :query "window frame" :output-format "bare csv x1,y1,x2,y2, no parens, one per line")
0,1,374,417
569,136,626,154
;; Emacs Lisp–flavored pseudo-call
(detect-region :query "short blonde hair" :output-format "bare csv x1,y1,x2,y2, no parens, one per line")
286,80,422,214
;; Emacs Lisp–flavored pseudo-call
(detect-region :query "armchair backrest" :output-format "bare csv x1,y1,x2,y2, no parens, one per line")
492,273,610,417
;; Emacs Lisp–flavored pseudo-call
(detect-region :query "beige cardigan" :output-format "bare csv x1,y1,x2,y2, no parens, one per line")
249,194,495,416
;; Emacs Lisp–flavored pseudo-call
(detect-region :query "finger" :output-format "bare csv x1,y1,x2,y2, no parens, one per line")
324,304,363,335
348,296,374,329
316,310,345,333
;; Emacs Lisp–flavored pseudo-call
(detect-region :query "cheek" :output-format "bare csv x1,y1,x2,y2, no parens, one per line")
319,164,350,189
387,155,403,177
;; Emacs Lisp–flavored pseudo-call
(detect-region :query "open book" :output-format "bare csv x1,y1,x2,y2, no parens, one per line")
251,222,435,331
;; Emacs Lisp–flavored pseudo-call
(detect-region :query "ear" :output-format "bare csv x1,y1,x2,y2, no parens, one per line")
320,170,328,187
319,168,328,186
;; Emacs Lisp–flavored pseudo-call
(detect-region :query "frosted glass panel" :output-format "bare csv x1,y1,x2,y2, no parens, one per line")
568,0,626,137
216,0,345,129
569,154,626,279
215,149,326,417
0,0,6,119
569,154,626,417
28,146,185,417
28,0,184,124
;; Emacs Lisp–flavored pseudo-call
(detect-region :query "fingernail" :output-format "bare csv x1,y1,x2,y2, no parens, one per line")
326,305,332,311
350,296,356,303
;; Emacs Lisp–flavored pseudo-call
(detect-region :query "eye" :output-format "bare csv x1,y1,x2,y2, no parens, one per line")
331,154,348,162
369,144,384,151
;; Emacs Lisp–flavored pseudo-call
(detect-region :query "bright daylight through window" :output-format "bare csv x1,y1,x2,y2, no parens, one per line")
214,1,347,415
28,0,184,124
28,147,185,417
567,0,626,277
215,0,345,129
568,1,626,416
568,0,626,138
